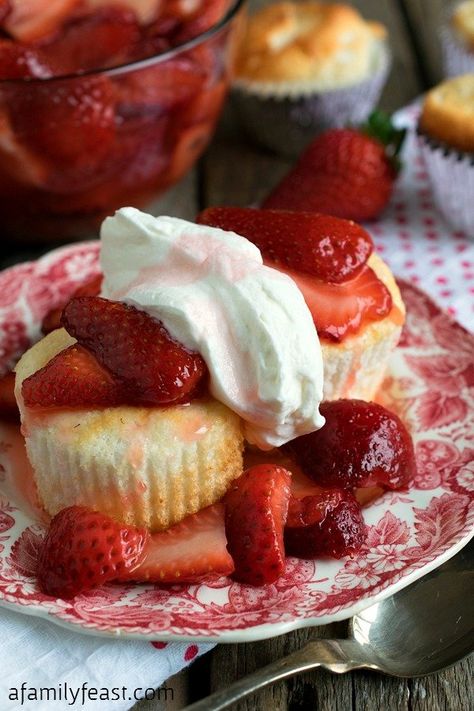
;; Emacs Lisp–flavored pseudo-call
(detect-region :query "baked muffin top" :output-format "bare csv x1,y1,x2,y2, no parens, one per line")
419,74,474,153
452,1,474,50
234,1,387,89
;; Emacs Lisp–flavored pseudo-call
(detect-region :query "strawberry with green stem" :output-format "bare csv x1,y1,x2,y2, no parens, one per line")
263,111,406,222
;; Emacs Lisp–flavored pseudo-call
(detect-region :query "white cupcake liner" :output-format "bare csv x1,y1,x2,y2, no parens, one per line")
440,25,474,77
418,131,474,238
231,47,391,157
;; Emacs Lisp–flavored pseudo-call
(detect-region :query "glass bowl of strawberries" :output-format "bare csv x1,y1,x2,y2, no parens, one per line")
0,0,245,242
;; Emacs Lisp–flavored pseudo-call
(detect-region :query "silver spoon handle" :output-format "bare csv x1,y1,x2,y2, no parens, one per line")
183,639,377,711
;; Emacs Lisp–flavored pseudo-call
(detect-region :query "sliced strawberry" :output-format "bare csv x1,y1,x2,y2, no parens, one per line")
84,0,161,25
40,6,140,74
0,371,19,421
183,79,228,126
0,1,11,23
284,489,366,559
143,11,180,44
22,344,125,408
110,114,169,189
41,274,103,336
172,0,228,43
38,506,149,599
116,56,206,114
285,399,416,491
62,296,207,406
125,31,171,62
198,207,373,283
40,307,64,337
122,504,234,583
0,110,47,188
69,274,103,298
0,39,55,79
10,75,115,193
225,464,292,586
2,0,79,43
272,262,392,342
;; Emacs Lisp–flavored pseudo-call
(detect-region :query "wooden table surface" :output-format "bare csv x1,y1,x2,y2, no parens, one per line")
1,0,472,709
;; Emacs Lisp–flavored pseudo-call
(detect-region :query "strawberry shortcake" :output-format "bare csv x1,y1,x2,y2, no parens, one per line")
13,206,415,598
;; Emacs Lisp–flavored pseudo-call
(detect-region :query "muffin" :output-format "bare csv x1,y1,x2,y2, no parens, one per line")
418,74,474,237
15,328,244,532
441,1,474,77
232,1,390,156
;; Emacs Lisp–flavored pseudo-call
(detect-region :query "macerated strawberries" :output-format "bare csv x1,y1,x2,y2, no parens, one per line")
285,489,366,559
277,263,392,342
62,296,207,406
0,371,19,420
286,400,416,490
225,464,292,586
22,344,125,408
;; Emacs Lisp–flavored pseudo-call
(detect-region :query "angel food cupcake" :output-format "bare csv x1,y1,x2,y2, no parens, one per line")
441,1,474,77
15,327,244,532
418,74,474,237
232,1,390,155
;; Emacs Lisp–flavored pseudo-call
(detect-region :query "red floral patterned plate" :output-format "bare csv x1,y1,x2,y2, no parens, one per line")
0,243,473,642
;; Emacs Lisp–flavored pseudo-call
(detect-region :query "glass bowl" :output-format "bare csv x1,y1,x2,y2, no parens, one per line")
0,0,245,243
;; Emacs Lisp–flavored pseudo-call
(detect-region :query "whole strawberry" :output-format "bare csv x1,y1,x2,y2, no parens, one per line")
38,506,149,599
263,112,406,222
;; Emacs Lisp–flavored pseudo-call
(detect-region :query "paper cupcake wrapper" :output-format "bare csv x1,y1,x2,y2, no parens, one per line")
418,131,474,239
231,49,391,157
440,25,474,77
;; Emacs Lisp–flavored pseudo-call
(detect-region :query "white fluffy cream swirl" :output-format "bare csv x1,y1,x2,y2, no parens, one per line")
100,207,324,449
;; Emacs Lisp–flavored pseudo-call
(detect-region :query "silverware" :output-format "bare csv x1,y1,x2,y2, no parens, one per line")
184,541,473,711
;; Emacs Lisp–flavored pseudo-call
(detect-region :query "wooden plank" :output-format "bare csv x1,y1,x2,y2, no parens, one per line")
147,169,198,222
201,108,292,206
349,0,425,110
208,621,353,711
398,0,445,86
352,673,410,711
410,657,474,711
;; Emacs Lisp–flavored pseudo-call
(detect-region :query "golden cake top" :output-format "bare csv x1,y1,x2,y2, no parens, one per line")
452,1,474,50
234,1,387,89
419,74,474,153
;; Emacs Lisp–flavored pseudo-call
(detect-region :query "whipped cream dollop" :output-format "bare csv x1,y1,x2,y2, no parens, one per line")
100,207,324,449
